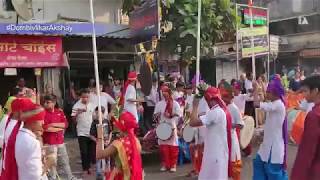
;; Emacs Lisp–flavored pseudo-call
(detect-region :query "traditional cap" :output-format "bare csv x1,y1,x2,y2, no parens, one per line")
220,82,233,98
204,87,227,109
22,106,45,124
127,71,137,81
204,87,221,100
161,85,171,94
11,98,36,113
267,75,285,98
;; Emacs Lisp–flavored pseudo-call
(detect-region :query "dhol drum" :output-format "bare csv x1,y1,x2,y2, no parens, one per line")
156,122,174,141
240,116,255,149
182,125,198,143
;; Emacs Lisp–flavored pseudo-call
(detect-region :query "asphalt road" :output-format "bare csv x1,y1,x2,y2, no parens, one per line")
66,138,298,180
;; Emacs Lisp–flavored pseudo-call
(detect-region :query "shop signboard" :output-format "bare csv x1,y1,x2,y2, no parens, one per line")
240,27,269,57
4,68,17,76
0,35,64,68
270,35,280,56
129,0,160,42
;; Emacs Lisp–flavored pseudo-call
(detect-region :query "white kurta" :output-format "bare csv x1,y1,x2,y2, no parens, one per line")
154,100,182,146
228,103,244,162
196,97,210,145
124,84,138,122
15,128,42,180
233,94,250,115
258,99,286,164
1,119,23,171
199,105,229,180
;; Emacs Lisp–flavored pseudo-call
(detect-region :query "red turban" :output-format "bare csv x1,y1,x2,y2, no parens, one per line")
11,98,36,113
127,71,138,81
21,106,45,124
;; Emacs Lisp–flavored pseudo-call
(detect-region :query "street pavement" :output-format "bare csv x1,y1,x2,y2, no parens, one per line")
66,138,298,180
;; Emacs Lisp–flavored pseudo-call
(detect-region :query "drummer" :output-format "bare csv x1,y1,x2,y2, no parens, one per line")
154,85,182,172
253,75,288,180
221,83,244,180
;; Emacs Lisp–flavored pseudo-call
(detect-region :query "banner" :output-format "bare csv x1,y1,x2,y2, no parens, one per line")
129,0,160,42
240,27,269,57
0,23,126,36
0,35,64,68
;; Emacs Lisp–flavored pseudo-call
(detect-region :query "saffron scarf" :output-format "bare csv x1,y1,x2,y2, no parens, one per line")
161,85,173,117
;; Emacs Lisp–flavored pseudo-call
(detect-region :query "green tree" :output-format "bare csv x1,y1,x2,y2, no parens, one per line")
122,0,238,61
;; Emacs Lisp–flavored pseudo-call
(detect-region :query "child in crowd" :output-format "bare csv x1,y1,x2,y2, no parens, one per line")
90,106,111,180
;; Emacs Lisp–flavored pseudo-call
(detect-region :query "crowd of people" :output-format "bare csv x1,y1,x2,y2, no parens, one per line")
0,68,319,180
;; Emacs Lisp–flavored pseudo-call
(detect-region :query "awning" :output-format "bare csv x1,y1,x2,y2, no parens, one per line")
300,48,320,58
0,35,67,68
0,23,131,38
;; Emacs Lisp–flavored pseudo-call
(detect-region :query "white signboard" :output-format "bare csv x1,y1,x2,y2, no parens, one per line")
270,35,280,55
4,68,17,76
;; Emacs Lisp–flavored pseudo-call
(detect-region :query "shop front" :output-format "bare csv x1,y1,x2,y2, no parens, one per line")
0,35,66,104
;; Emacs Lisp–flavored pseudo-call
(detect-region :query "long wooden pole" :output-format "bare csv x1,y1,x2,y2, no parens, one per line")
89,0,105,176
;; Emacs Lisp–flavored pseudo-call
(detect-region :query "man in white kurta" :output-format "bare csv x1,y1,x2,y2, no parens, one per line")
190,87,230,180
253,76,288,180
124,81,139,122
154,86,182,172
198,105,229,180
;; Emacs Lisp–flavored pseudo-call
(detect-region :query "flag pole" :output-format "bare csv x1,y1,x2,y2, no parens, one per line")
89,0,105,176
196,0,201,91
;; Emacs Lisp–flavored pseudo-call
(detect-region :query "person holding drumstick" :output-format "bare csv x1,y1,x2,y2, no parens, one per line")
221,83,244,180
154,85,182,172
253,75,288,180
190,87,232,180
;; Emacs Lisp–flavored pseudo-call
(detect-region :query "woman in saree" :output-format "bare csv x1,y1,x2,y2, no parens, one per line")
96,111,143,180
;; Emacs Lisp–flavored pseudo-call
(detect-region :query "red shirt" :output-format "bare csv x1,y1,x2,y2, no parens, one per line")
43,109,68,145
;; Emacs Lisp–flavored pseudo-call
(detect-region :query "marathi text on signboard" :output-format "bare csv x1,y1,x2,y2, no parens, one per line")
240,27,269,58
129,0,160,42
0,35,64,68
